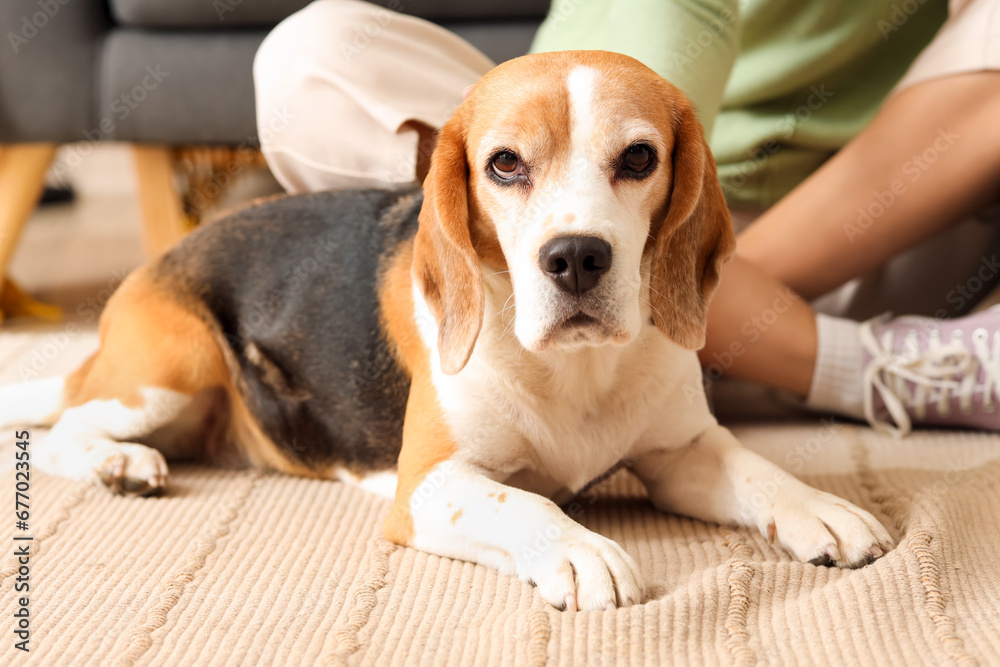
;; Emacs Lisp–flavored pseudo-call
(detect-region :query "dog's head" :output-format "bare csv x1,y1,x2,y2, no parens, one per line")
413,51,735,374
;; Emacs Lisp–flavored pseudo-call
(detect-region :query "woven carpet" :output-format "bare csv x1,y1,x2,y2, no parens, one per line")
2,423,1000,666
3,330,1000,665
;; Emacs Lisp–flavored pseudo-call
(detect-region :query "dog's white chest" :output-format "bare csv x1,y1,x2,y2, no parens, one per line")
438,323,710,497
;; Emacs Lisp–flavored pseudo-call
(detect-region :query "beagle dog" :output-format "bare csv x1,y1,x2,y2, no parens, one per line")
0,51,892,610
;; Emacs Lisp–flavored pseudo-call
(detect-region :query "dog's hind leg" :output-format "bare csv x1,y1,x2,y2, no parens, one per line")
34,388,194,495
30,267,234,494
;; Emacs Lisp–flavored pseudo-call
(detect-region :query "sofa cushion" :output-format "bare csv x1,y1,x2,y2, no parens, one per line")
97,31,268,144
110,0,550,29
0,0,109,143
96,20,539,145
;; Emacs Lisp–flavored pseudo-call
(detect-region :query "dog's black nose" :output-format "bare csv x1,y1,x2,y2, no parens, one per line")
539,236,612,295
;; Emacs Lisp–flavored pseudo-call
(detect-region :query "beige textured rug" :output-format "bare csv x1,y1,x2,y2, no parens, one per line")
3,328,1000,665
3,422,1000,666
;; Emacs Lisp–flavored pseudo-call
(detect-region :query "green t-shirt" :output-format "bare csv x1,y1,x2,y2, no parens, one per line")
530,0,948,208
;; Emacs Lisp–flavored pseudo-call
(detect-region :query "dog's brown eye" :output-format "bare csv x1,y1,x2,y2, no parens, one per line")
491,151,520,179
622,144,653,173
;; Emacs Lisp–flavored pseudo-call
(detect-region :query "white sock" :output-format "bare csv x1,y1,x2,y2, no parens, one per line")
805,314,866,420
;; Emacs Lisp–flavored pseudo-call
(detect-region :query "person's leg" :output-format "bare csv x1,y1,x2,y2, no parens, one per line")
737,71,1000,300
700,256,817,396
253,0,494,194
701,71,1000,387
700,70,1000,434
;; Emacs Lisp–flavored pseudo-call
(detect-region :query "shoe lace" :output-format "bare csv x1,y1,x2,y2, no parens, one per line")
859,319,1000,437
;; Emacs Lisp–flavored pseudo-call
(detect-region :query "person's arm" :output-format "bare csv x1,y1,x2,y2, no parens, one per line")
738,72,1000,300
530,0,740,138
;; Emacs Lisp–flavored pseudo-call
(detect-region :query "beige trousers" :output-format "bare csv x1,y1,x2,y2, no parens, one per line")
253,0,492,193
253,0,1000,318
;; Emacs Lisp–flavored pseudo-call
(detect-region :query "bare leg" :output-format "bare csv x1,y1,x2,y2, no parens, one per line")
700,72,1000,392
699,257,816,396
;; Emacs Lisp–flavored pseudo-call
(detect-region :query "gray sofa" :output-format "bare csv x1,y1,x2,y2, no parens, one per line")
0,0,549,145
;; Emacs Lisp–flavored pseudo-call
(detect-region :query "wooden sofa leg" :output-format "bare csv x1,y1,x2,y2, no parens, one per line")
133,145,190,257
0,143,62,324
0,144,58,278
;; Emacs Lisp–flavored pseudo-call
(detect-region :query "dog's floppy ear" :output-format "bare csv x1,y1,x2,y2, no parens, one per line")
649,96,736,350
412,109,484,375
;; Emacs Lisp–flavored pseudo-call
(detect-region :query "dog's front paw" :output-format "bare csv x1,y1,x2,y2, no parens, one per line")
521,527,644,611
767,488,894,568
